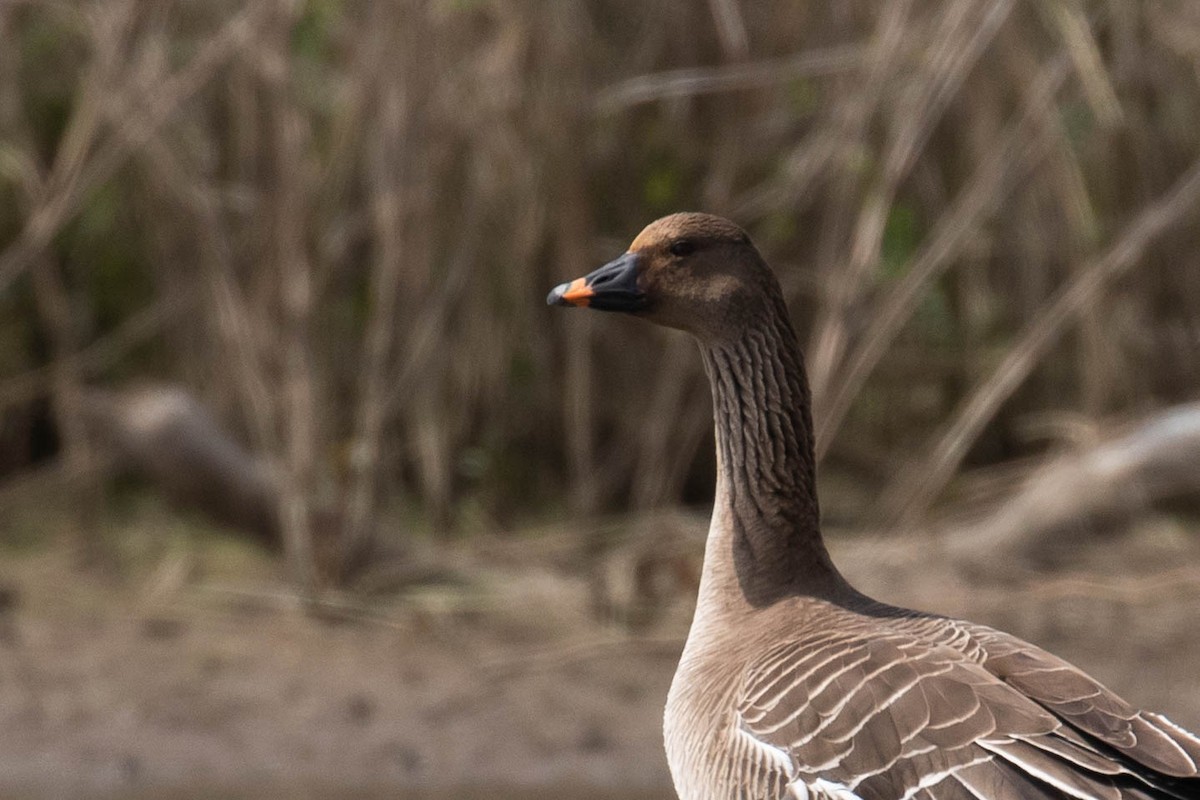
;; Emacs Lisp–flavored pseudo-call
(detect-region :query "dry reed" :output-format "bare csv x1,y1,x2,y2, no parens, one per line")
1,1,1199,584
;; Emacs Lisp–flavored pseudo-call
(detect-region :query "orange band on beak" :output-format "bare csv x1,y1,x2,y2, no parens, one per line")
560,277,594,307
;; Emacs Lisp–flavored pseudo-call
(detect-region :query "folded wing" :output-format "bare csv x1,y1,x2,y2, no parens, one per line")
734,620,1200,800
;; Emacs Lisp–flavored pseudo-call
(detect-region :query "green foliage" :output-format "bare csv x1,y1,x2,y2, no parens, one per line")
758,211,799,249
876,204,954,344
879,204,920,279
913,280,955,346
64,180,154,336
786,77,820,117
643,161,684,214
1059,99,1095,148
291,0,342,63
16,11,83,158
0,285,37,377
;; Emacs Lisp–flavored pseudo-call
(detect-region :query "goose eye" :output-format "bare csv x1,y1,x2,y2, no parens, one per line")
669,240,696,258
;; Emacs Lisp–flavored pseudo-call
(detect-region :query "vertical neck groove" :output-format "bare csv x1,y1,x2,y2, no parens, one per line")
698,297,846,607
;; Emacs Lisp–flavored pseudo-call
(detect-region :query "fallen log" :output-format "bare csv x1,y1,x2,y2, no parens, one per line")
943,402,1200,567
81,384,281,547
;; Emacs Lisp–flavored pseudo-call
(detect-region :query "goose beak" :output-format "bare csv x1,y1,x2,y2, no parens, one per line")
546,277,593,307
547,252,646,312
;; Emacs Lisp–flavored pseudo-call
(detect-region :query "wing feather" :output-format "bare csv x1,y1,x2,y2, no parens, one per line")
979,738,1123,800
951,756,1064,800
964,624,1200,778
735,614,1200,800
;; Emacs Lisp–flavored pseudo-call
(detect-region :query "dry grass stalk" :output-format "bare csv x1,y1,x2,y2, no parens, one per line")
594,45,863,113
0,0,272,296
2,2,1199,588
808,0,1016,404
815,56,1071,455
0,297,176,412
800,0,916,396
342,3,414,565
885,154,1200,528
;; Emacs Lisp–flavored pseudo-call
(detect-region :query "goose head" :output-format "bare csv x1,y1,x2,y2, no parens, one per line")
547,212,778,340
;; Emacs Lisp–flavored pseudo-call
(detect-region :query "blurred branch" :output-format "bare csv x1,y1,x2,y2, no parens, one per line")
1049,0,1123,126
807,0,1016,404
943,402,1200,559
593,44,862,114
127,129,282,454
705,0,749,60
814,55,1072,456
267,3,320,598
0,292,186,414
343,3,414,563
0,0,271,298
480,635,684,680
885,153,1200,527
30,250,103,557
732,3,911,221
380,193,481,414
1016,566,1200,605
630,338,706,510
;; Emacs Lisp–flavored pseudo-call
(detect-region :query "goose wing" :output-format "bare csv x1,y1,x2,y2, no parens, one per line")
733,625,1199,800
961,621,1200,778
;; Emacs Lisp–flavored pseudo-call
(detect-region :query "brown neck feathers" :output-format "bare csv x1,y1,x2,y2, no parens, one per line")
699,293,846,606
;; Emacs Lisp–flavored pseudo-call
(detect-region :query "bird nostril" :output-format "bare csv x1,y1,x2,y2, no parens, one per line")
575,253,641,304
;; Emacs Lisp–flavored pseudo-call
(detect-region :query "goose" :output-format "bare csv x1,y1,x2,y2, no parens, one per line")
547,212,1200,800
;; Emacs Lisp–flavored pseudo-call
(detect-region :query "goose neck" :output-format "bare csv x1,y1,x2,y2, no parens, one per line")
697,309,847,607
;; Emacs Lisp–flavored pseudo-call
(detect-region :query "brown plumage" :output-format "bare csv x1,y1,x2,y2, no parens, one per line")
547,212,1200,800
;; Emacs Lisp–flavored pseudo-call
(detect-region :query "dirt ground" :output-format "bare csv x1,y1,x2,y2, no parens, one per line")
0,503,1198,800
